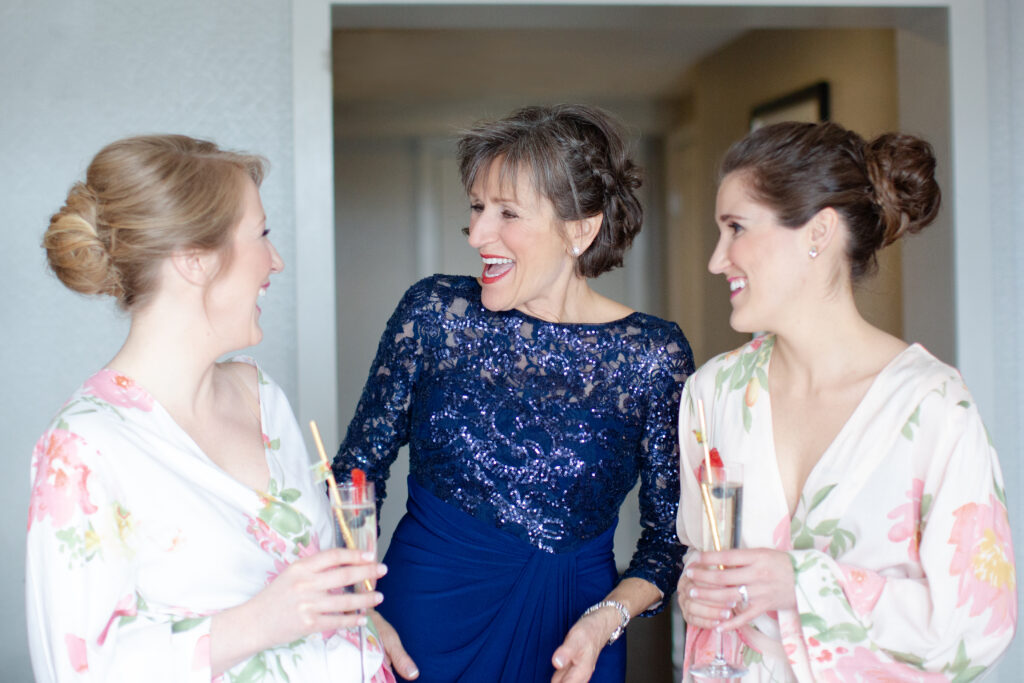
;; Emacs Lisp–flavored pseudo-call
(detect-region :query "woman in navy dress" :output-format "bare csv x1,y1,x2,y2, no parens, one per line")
334,104,694,683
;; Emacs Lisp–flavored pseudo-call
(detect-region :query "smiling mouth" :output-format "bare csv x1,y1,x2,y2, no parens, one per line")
729,277,747,298
481,255,514,284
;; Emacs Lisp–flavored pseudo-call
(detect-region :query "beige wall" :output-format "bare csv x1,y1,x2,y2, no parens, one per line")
666,29,901,364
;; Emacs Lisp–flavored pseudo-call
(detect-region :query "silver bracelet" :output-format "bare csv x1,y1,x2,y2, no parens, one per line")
582,600,631,645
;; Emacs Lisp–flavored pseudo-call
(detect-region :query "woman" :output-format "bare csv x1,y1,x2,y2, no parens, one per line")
334,104,694,683
676,121,1016,680
28,135,393,682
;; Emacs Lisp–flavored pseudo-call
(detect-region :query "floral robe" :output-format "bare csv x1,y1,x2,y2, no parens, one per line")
26,359,392,683
676,336,1016,682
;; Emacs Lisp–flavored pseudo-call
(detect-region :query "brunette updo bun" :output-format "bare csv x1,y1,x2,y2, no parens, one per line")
43,134,266,310
720,121,941,282
457,104,643,278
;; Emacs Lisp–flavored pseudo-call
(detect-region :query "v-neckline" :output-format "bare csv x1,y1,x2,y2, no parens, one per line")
106,359,274,494
759,339,920,521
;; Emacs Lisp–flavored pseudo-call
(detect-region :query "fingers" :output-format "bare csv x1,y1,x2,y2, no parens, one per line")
371,611,419,680
315,561,388,593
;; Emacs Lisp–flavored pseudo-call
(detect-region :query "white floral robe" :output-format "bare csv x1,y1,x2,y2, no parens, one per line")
26,359,392,683
676,336,1016,682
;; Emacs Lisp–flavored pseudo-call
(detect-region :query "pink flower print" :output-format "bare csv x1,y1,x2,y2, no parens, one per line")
839,565,886,616
773,514,792,550
949,496,1017,635
97,594,138,645
750,336,764,352
28,430,97,530
266,558,289,584
371,663,398,683
65,633,88,673
83,370,154,411
296,532,322,560
193,634,211,672
888,479,925,562
246,516,286,556
829,646,947,682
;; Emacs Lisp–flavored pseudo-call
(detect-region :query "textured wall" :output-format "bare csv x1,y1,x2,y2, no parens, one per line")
987,0,1024,678
0,0,294,677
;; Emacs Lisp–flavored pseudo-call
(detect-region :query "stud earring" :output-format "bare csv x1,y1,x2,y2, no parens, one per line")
808,245,819,259
572,245,581,256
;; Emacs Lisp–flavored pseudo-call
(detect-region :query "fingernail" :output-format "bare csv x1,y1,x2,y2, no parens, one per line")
358,616,368,626
407,668,419,679
553,656,564,668
728,601,737,608
689,588,697,598
685,569,694,578
721,609,731,618
714,625,723,633
361,551,375,562
377,563,388,576
373,592,384,605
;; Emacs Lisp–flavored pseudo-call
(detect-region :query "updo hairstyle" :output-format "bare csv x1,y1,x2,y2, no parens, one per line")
43,134,266,310
720,121,941,282
456,104,643,278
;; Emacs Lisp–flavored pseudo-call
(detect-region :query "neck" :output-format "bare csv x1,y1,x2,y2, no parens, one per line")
108,297,227,418
516,274,621,324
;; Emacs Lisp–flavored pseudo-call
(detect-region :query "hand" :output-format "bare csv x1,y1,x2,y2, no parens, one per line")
246,547,385,648
677,548,795,632
211,547,386,675
370,610,419,680
550,608,617,683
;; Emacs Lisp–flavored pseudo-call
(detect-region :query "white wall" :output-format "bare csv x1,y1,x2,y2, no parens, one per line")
0,1,295,678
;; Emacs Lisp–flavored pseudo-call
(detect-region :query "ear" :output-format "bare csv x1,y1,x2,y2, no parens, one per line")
170,248,217,287
568,213,603,254
807,207,841,256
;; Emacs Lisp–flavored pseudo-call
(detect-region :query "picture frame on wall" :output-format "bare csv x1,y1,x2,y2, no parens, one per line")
750,81,831,130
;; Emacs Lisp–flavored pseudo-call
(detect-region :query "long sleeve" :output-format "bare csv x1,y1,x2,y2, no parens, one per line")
26,426,212,683
788,386,1016,680
334,279,428,507
622,327,694,609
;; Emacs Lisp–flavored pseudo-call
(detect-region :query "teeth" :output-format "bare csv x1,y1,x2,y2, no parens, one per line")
730,278,747,292
482,257,514,265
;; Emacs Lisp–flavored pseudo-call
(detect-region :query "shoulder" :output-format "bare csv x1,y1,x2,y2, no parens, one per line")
890,344,985,425
690,334,773,391
395,274,482,318
626,313,691,356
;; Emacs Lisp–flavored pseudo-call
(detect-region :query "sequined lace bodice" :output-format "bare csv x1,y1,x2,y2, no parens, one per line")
335,275,693,595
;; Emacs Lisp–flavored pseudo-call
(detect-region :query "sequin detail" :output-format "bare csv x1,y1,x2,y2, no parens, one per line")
334,275,693,599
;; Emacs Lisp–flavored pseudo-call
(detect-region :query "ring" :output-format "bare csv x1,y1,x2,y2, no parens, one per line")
737,584,749,609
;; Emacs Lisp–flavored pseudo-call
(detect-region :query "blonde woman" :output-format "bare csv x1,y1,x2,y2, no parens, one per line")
28,135,394,682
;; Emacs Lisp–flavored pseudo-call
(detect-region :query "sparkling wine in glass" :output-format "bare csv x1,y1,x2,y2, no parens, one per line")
333,480,377,681
691,463,747,680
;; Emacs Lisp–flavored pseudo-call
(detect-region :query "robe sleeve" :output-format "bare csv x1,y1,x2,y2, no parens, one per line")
787,387,1016,680
333,278,429,509
26,427,213,683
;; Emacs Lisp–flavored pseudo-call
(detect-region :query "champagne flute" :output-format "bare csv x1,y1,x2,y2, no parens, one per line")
691,463,746,679
333,480,377,682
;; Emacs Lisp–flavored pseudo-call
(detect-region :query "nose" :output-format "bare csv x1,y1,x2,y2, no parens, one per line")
707,231,730,275
269,240,284,273
466,212,493,250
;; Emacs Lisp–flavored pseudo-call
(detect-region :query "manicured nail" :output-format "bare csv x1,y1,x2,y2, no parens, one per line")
357,616,368,626
728,601,737,608
377,563,389,576
553,656,564,668
685,568,695,578
721,609,731,618
689,588,697,598
361,551,375,562
373,592,384,605
406,667,419,678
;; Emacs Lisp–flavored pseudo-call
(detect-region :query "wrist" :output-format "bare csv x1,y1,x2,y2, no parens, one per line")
582,600,630,645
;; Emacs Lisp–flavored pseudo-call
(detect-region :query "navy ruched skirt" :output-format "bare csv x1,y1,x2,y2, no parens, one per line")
376,477,626,683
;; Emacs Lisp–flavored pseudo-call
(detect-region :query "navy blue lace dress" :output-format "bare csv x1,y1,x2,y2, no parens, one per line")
334,275,693,682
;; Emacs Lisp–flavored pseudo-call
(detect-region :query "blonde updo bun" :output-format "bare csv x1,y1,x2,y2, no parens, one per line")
44,182,124,298
42,135,266,310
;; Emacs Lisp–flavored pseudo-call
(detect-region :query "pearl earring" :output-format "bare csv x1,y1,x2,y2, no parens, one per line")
808,245,819,259
572,245,581,256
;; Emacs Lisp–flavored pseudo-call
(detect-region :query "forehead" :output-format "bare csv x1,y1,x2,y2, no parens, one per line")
472,158,540,200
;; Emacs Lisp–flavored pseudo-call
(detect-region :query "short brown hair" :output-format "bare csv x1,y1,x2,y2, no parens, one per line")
43,134,266,309
457,104,643,278
721,121,941,282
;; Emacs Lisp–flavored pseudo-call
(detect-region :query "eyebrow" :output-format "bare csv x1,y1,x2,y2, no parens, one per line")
718,213,746,223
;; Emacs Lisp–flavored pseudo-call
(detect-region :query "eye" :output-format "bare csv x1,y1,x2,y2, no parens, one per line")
728,221,744,234
470,202,484,214
501,209,519,220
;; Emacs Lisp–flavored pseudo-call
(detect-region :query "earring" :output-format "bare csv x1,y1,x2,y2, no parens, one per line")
572,245,581,256
808,245,819,259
